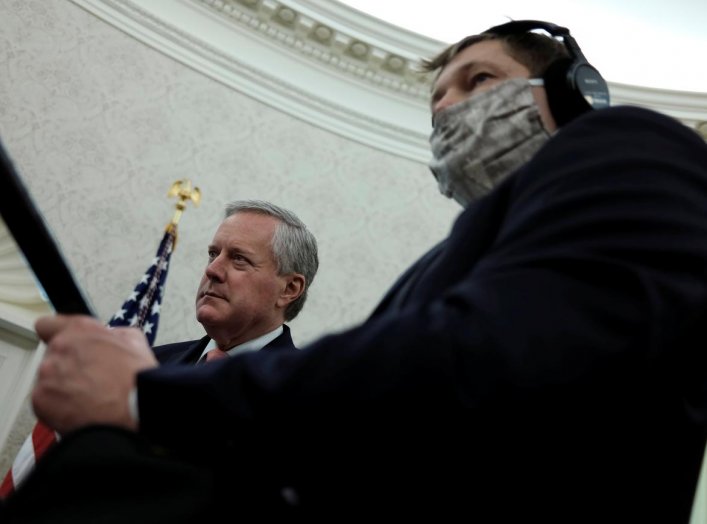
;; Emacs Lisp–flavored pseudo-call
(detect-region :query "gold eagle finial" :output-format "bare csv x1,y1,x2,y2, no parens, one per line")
166,180,201,245
167,179,201,228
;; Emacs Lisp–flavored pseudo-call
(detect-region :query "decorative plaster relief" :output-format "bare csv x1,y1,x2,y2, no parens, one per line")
198,0,432,99
70,0,707,161
70,0,435,161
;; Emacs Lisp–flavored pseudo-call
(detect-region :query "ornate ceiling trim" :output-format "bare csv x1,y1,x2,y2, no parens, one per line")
70,0,707,157
68,0,434,161
610,83,707,132
196,0,435,99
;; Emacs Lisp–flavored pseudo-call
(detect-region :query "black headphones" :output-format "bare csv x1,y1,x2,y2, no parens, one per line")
484,20,610,126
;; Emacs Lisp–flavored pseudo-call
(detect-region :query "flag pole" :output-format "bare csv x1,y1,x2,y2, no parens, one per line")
0,179,201,500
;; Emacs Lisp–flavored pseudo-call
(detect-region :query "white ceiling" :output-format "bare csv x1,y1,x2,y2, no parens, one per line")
336,0,707,93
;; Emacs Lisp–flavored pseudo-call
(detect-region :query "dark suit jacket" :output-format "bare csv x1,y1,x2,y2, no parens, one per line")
135,106,707,521
152,324,297,365
5,106,707,523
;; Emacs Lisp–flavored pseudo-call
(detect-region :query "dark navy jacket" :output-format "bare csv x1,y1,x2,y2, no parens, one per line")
6,106,707,523
136,107,707,521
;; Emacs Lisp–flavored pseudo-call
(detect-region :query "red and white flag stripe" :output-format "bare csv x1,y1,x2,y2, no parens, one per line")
0,226,175,500
0,421,58,497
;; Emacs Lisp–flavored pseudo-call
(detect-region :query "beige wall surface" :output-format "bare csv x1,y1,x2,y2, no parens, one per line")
0,0,458,471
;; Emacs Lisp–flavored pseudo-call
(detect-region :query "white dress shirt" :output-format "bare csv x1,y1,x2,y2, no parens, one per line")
197,325,284,362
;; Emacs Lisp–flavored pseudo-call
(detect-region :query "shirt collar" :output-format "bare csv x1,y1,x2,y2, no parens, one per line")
200,325,284,361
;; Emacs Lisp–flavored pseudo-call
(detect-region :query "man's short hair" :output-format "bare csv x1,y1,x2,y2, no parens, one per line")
420,30,569,79
224,200,319,322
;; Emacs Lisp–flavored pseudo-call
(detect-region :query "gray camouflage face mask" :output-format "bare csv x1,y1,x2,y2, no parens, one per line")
429,77,551,207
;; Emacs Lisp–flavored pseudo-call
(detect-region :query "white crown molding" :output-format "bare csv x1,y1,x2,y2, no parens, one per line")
68,0,434,161
281,0,443,58
609,82,707,131
69,0,707,158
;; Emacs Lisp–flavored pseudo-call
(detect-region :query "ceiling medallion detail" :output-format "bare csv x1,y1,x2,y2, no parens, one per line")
69,0,706,157
198,0,432,100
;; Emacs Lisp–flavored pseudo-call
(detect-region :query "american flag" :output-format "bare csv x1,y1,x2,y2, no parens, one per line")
0,224,177,498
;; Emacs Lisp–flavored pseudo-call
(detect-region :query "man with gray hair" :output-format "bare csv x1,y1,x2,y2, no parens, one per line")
154,200,318,364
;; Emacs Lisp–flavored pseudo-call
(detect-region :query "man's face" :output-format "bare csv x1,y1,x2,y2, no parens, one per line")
195,212,289,348
431,39,557,132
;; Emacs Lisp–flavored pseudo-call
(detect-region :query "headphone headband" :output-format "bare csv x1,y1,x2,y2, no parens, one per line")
482,20,610,125
485,20,569,38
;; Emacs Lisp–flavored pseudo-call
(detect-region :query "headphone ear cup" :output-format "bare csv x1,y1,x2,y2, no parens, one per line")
542,57,593,127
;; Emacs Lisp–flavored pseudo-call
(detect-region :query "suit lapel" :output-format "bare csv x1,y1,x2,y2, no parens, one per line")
370,181,514,315
176,336,210,365
369,240,446,317
262,324,297,352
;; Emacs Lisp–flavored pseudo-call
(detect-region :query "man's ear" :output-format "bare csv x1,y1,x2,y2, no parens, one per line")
277,273,305,308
